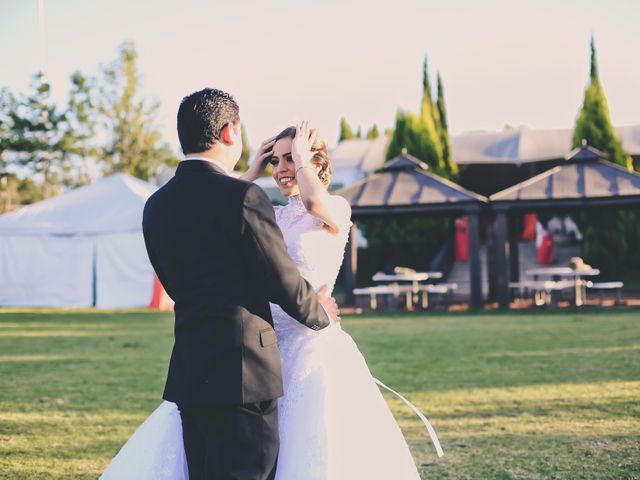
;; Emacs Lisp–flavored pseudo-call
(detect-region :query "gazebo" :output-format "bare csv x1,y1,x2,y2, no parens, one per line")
336,150,489,308
489,142,640,308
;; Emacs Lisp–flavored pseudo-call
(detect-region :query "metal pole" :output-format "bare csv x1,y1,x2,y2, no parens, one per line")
468,212,483,309
37,0,47,77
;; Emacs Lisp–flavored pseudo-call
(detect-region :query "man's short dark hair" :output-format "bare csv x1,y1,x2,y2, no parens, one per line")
177,88,240,154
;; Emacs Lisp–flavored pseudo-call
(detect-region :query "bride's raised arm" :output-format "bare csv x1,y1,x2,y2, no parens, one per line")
292,121,350,235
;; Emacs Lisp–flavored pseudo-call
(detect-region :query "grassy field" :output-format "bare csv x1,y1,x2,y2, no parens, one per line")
0,309,639,479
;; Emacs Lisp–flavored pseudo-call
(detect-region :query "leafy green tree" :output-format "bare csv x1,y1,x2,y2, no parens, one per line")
436,73,458,176
98,42,178,180
572,37,632,170
366,124,380,139
234,124,251,172
64,71,100,186
338,117,357,142
0,74,77,196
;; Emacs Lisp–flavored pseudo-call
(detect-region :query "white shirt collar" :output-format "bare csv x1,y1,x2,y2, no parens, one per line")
181,156,230,175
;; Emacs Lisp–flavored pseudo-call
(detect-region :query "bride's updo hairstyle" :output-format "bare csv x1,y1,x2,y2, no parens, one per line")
275,127,333,187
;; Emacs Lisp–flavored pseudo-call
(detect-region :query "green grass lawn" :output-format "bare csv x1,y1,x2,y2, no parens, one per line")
0,309,639,479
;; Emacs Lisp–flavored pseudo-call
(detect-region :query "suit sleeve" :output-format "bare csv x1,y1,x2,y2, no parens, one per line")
142,202,173,300
240,183,330,331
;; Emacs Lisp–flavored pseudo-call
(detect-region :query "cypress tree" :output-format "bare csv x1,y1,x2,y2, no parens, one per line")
572,36,632,169
436,73,458,176
572,36,638,276
366,124,380,139
416,55,444,172
338,117,357,142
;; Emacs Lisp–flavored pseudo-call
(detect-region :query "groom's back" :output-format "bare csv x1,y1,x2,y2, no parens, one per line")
143,160,281,408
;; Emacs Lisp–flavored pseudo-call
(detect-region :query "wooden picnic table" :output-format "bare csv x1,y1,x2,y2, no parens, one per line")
372,271,444,310
525,267,600,307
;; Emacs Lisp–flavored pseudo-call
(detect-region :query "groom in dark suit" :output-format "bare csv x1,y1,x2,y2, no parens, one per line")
142,88,338,480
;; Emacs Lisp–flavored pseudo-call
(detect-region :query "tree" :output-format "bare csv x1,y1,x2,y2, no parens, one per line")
386,110,445,174
366,124,380,139
64,71,100,186
572,36,632,170
392,55,445,173
338,117,357,142
572,36,638,276
234,124,251,172
436,73,458,176
0,74,76,196
98,42,178,180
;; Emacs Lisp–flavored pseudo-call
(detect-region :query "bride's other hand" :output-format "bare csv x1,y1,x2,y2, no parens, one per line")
240,136,277,182
291,120,318,167
317,285,341,323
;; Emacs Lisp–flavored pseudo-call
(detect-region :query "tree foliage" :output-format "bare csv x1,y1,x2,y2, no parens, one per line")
0,74,83,196
234,124,251,172
572,37,631,170
338,117,357,142
572,37,638,277
98,42,178,180
366,124,380,139
436,73,457,176
385,55,459,177
0,41,179,208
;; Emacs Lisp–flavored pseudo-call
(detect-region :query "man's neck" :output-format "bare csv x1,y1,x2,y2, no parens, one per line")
183,153,234,175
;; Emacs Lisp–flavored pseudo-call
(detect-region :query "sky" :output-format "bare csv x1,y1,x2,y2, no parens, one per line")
1,0,639,153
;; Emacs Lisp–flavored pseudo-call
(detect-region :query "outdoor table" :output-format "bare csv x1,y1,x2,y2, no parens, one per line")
372,271,443,310
525,267,600,306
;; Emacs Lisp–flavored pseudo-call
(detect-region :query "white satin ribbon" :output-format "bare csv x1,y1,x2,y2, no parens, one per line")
374,378,444,458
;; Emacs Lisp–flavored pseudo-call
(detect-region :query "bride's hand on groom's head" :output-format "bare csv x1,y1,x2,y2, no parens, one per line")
241,136,276,181
317,284,341,323
292,120,318,166
254,136,277,170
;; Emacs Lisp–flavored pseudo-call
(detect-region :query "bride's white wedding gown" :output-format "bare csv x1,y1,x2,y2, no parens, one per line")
101,195,421,480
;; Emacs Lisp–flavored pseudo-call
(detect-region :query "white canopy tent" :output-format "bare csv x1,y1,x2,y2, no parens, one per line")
0,173,161,309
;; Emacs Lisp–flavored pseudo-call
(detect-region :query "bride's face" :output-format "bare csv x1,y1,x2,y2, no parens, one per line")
270,137,300,197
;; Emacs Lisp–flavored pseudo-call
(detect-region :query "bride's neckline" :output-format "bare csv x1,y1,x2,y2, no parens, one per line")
285,195,305,209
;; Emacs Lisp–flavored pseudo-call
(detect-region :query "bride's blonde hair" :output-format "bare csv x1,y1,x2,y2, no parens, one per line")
275,127,333,187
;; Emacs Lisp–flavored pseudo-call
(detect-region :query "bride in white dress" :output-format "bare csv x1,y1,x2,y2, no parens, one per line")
101,122,432,480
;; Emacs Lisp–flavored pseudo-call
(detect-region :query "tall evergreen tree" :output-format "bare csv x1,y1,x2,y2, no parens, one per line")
572,36,638,276
572,36,632,169
386,110,444,174
98,42,177,180
356,126,362,139
436,73,458,176
366,124,380,139
338,117,357,142
417,56,444,171
234,124,251,172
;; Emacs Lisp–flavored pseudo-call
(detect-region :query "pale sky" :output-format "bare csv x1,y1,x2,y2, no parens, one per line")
1,0,639,153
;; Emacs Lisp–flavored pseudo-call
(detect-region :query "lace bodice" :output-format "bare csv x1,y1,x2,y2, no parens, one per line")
270,195,351,340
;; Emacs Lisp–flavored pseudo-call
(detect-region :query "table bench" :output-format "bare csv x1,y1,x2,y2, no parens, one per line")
509,280,575,307
353,283,457,311
587,281,624,305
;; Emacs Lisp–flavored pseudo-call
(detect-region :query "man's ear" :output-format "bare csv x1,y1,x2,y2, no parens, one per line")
220,123,238,146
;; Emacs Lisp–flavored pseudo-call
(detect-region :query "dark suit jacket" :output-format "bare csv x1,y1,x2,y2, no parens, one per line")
142,160,330,409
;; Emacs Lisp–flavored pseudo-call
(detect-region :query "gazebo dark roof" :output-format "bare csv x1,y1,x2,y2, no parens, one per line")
336,150,487,308
490,143,640,209
489,142,640,309
336,150,488,216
